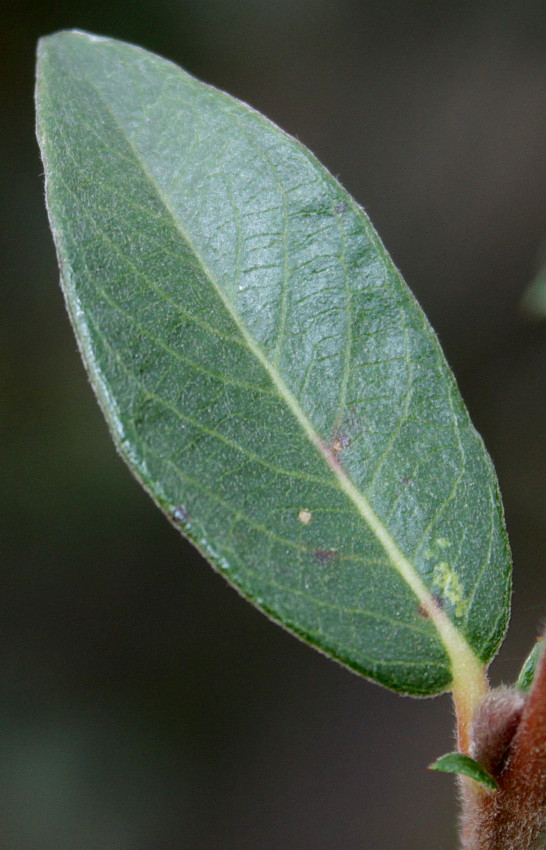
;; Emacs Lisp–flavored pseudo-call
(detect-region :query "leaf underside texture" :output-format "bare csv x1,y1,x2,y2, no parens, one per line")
35,31,511,696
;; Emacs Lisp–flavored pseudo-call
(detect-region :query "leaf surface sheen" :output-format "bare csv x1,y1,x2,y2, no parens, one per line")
36,31,511,696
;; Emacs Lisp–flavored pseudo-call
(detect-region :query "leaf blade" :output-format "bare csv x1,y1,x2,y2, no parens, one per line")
35,30,511,695
429,752,498,790
516,638,544,691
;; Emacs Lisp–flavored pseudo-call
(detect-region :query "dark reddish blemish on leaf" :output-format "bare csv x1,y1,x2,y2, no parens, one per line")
313,548,338,564
332,432,351,454
320,433,351,472
400,473,413,486
172,505,188,523
320,440,342,470
418,594,443,618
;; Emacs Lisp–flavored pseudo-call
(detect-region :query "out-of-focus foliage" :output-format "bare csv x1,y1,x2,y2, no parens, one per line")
522,258,546,319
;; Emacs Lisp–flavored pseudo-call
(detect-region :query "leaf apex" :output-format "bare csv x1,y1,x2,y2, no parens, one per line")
516,637,544,691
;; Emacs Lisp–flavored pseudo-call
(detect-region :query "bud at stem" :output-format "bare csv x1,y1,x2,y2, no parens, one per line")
460,637,546,849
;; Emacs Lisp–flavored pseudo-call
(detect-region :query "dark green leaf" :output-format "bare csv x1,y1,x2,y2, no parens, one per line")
35,31,511,697
429,752,498,789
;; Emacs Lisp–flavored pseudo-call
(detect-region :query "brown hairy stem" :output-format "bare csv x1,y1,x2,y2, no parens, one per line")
460,638,546,849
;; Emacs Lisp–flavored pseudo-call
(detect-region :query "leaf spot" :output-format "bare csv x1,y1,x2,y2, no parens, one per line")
298,509,312,525
172,505,189,523
332,432,351,454
432,562,467,617
418,593,443,618
313,548,338,564
319,440,342,471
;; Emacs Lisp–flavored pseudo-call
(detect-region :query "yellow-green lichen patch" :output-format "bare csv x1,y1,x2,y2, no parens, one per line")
432,561,467,618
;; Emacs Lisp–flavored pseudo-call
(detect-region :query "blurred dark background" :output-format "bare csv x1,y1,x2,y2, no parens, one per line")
2,1,546,848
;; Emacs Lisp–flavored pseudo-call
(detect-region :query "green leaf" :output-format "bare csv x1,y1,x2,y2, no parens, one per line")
429,752,498,790
516,638,544,691
35,30,511,697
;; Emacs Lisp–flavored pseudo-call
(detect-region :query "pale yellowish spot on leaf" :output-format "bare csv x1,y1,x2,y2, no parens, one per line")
433,561,467,617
